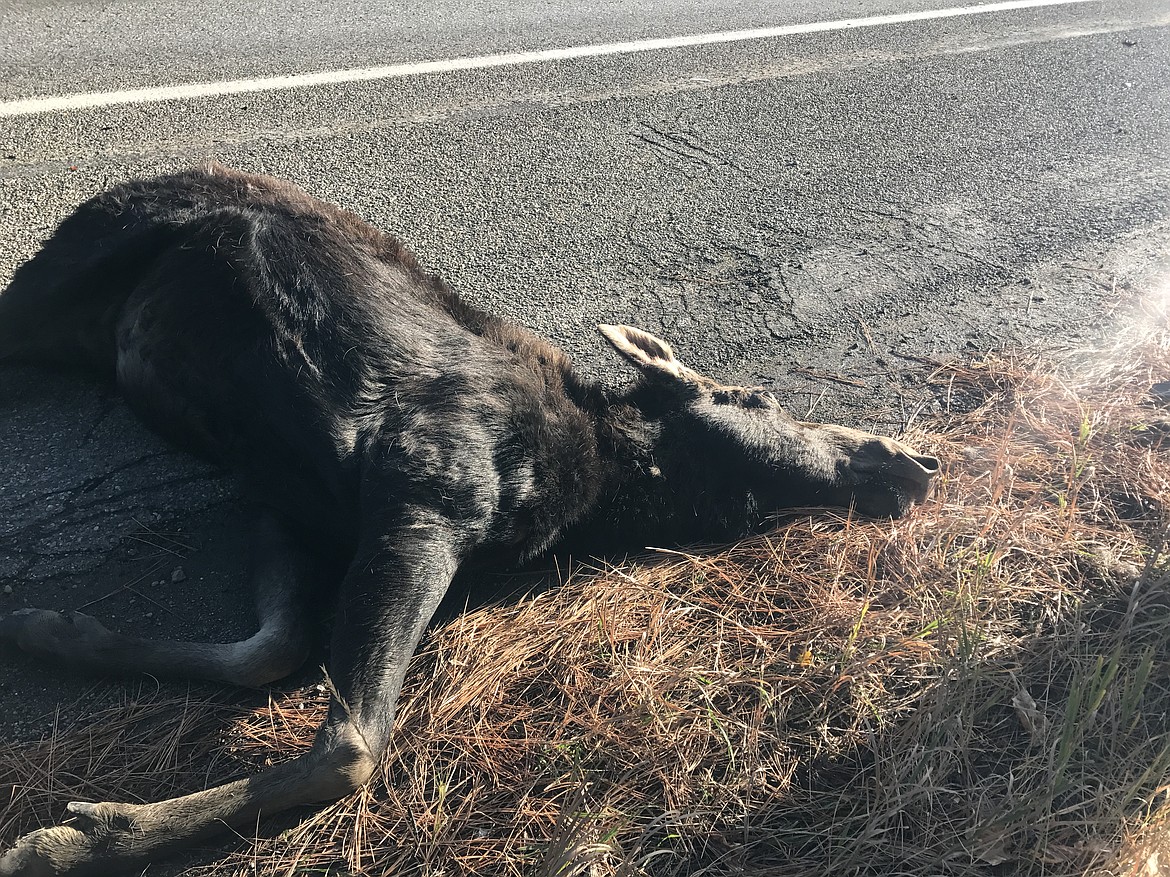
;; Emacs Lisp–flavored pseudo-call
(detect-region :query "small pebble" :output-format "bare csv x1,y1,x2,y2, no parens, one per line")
2,585,12,595
171,567,187,583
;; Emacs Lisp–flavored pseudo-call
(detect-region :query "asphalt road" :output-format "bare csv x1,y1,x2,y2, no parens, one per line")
0,0,1168,757
0,0,1036,99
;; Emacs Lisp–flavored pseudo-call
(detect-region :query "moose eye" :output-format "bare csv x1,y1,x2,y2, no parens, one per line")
711,388,773,410
742,392,769,409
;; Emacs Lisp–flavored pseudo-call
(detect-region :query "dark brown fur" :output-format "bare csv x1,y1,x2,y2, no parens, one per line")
0,164,937,876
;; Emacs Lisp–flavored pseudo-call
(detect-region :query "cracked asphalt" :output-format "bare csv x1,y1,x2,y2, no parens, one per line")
1,0,1168,746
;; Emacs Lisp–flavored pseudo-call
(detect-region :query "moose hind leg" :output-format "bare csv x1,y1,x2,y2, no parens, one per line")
0,510,467,877
0,512,320,687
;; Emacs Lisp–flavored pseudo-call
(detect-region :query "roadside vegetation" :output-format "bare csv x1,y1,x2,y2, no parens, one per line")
3,300,1168,877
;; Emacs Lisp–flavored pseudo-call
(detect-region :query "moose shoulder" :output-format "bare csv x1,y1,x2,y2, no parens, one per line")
0,164,938,876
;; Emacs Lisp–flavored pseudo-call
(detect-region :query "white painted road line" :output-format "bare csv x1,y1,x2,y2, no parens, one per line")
0,0,1097,118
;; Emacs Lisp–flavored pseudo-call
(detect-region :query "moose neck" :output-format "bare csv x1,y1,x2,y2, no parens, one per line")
556,380,762,558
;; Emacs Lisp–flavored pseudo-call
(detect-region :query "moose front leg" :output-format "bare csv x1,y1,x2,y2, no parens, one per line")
0,518,465,877
0,738,369,877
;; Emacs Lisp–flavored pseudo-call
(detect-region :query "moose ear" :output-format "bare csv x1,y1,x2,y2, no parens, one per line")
598,324,693,380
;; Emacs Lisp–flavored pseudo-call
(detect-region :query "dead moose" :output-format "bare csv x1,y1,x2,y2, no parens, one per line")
0,164,938,876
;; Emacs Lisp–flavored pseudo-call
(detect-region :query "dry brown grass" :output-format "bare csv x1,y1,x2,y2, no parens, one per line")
3,306,1170,876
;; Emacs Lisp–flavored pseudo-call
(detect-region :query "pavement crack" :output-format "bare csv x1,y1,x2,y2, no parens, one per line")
75,451,171,495
72,470,226,511
77,396,121,448
0,470,227,545
660,128,752,176
0,451,181,519
631,124,754,179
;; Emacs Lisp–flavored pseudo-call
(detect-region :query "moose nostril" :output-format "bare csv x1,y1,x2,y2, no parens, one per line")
912,455,941,475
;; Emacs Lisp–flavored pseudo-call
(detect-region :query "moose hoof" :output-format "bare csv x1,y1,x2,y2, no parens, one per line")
0,609,113,662
0,802,144,877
